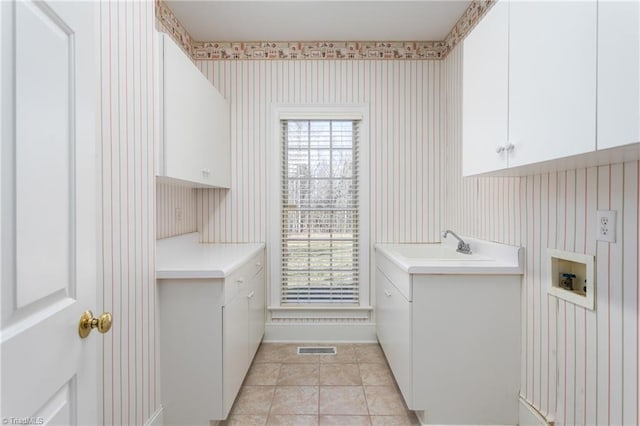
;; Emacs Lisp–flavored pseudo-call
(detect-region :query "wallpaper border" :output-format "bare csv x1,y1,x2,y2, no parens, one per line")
156,0,495,61
443,0,495,55
155,0,193,56
192,40,448,60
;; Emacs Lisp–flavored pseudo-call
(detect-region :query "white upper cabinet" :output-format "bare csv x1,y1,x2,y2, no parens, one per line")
158,33,230,188
462,1,509,176
461,1,640,176
597,0,640,149
508,1,597,168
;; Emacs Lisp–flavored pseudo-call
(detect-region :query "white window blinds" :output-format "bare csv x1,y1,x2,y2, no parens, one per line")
281,120,360,304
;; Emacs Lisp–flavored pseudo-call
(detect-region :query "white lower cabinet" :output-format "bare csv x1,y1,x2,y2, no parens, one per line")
159,250,265,425
223,268,266,416
248,269,266,359
375,256,521,425
375,268,412,404
222,289,250,416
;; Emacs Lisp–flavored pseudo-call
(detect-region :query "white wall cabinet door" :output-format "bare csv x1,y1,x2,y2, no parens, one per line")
160,34,230,188
462,1,509,176
508,1,597,168
597,0,640,150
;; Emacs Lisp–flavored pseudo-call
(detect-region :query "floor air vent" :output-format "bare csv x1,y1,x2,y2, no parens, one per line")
297,346,337,355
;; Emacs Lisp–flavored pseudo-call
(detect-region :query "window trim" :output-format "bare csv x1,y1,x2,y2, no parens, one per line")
280,119,360,304
268,105,370,314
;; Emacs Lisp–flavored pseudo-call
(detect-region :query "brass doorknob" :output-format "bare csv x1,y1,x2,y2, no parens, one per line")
78,310,112,339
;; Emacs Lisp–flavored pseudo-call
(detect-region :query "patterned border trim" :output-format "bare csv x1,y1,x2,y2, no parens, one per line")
192,41,447,60
155,0,193,56
156,0,494,61
443,0,496,54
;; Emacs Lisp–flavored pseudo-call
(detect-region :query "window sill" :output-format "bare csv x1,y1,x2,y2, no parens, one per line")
268,305,372,320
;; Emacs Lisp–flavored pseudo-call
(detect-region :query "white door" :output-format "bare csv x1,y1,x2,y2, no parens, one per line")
1,1,102,424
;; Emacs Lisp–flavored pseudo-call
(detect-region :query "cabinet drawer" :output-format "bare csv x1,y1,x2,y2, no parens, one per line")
224,250,264,304
375,251,411,301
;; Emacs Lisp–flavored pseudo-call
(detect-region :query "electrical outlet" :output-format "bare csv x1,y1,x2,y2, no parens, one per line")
175,207,183,222
596,210,616,242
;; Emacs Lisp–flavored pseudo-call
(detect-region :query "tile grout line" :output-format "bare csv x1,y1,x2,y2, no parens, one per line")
234,343,414,424
316,356,320,421
263,360,278,424
357,360,373,423
317,357,321,423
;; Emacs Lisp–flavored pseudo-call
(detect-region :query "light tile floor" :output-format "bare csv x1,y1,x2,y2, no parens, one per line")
222,343,419,426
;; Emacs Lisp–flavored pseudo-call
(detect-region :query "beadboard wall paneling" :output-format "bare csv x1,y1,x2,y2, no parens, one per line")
99,1,160,424
443,46,639,425
194,60,443,247
156,183,197,239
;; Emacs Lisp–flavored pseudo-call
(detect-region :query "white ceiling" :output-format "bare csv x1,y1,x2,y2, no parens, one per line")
165,1,472,42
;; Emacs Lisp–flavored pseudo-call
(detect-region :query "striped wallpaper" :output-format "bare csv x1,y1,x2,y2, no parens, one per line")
443,46,639,425
153,14,639,424
156,183,196,239
99,1,160,424
193,60,444,246
190,60,445,318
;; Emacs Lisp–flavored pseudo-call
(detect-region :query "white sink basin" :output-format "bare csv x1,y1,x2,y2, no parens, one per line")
375,237,523,274
387,244,492,261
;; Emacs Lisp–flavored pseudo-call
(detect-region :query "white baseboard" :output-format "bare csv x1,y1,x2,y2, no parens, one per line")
519,397,552,426
414,409,522,426
414,410,427,425
145,406,164,426
413,398,548,426
264,322,377,343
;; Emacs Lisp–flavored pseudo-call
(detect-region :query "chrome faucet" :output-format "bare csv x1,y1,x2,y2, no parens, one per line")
443,230,472,254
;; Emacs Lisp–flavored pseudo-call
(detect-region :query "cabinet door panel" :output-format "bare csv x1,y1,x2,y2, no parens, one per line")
597,1,640,149
161,34,230,188
375,268,412,408
248,269,266,361
158,279,224,423
508,1,596,167
462,1,509,176
164,36,214,185
412,275,521,424
223,293,249,418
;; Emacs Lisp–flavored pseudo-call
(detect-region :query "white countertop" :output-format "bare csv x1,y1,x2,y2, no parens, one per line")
375,236,524,275
156,233,265,279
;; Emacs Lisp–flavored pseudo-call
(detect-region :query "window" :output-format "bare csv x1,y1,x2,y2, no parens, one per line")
281,120,360,304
